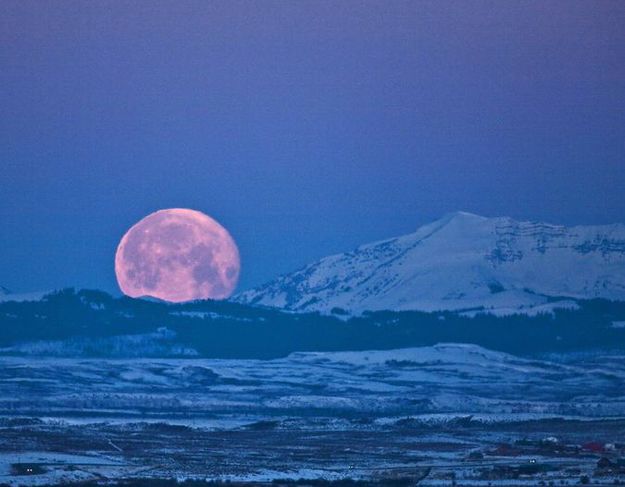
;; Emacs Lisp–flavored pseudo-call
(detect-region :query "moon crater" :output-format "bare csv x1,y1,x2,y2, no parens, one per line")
115,209,240,302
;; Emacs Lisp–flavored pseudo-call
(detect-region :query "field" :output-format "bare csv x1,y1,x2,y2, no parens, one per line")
1,345,625,485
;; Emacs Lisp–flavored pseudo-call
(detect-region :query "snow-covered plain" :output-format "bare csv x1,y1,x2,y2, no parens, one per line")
1,345,625,485
2,343,625,420
236,212,625,314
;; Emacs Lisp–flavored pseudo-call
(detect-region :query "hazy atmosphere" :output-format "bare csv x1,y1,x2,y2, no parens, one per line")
2,2,625,486
2,1,625,294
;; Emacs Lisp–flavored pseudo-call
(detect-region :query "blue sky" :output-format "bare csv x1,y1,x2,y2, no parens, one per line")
1,1,624,294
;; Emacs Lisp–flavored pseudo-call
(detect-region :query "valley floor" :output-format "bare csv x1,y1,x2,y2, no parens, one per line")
1,417,625,486
1,345,625,485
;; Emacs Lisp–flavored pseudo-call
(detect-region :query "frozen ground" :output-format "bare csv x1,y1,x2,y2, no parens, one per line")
1,344,625,485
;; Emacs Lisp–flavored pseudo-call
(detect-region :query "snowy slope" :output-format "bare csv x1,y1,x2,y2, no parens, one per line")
236,212,625,314
2,343,625,419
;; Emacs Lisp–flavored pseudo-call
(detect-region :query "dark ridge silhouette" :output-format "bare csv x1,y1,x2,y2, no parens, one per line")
1,288,625,359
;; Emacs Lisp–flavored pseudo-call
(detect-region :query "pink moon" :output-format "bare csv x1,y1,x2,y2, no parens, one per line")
114,208,240,302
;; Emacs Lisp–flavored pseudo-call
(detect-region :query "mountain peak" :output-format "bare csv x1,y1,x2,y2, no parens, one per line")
236,213,625,314
441,210,486,222
421,211,492,237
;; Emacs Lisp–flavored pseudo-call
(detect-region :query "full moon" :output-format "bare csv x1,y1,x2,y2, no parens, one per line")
115,208,240,302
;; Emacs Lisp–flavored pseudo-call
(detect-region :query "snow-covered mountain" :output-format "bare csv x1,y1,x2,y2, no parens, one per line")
236,212,625,314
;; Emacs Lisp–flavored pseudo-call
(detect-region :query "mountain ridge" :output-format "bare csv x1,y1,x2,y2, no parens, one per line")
235,212,625,314
2,288,625,358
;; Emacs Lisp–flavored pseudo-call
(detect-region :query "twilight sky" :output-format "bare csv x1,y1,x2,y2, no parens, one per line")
1,1,625,294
